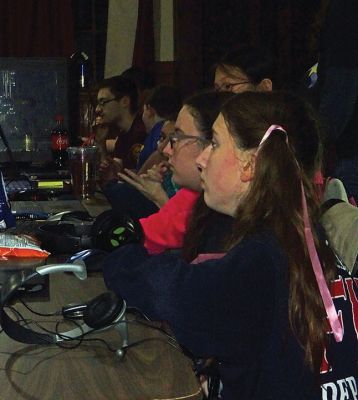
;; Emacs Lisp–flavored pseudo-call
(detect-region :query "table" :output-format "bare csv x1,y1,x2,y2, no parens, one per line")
0,194,201,399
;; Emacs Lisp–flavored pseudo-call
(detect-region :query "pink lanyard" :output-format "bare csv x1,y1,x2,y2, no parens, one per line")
301,182,343,341
259,125,343,342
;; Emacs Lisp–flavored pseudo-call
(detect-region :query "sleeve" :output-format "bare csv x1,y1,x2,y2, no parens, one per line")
103,238,277,361
139,189,200,254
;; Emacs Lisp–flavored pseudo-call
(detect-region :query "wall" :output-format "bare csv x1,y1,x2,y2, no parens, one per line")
105,0,174,81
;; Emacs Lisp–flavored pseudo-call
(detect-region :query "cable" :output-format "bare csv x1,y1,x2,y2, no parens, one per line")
18,298,59,317
151,387,202,400
2,303,183,356
1,306,203,399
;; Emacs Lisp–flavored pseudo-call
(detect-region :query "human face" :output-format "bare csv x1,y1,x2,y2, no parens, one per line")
163,106,207,190
95,87,122,125
157,120,175,154
214,66,255,93
196,113,253,216
142,104,154,132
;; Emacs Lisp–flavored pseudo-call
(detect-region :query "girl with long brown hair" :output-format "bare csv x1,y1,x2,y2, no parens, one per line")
103,91,357,400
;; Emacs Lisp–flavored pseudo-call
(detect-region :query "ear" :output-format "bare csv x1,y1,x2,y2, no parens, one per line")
145,104,156,118
240,153,256,182
257,78,273,92
119,95,130,109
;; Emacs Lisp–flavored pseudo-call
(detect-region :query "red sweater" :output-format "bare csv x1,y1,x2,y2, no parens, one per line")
140,188,200,254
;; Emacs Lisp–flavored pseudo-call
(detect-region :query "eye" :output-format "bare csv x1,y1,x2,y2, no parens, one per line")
223,83,233,91
211,140,218,149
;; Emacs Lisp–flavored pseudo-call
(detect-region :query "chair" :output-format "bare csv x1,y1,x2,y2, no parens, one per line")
321,178,358,275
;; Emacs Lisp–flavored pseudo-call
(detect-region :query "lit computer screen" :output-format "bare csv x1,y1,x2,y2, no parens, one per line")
0,57,69,169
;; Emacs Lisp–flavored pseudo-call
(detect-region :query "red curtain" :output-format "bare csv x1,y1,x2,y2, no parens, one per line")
132,0,155,70
0,0,74,57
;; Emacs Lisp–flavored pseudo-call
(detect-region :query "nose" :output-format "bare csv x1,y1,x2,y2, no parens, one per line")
162,141,173,157
196,144,211,171
95,104,102,114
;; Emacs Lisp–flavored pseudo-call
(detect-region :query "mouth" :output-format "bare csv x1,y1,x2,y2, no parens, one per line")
200,177,206,189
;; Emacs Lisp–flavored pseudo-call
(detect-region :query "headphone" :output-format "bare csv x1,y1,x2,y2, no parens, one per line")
36,209,142,255
0,261,128,358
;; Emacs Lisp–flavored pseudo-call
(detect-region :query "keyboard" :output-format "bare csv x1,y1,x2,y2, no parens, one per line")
4,178,34,195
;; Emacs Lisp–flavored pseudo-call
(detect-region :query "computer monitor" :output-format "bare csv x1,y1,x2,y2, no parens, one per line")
0,57,69,169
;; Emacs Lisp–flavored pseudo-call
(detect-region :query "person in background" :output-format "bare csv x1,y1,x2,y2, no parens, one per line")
103,91,357,400
102,119,177,219
121,66,155,110
137,84,182,170
113,91,232,250
94,75,146,177
214,45,274,93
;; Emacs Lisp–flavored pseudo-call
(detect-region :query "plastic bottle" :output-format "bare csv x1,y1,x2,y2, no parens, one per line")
24,132,32,152
51,115,70,169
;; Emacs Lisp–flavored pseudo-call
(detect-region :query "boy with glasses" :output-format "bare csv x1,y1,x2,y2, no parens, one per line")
94,75,146,176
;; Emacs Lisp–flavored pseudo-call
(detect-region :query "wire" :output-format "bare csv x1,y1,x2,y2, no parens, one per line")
2,304,183,355
1,304,203,399
151,387,202,400
18,298,59,317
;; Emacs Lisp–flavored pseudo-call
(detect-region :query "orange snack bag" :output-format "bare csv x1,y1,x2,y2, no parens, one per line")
0,233,50,259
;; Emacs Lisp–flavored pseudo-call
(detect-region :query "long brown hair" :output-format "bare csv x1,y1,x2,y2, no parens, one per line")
221,91,336,372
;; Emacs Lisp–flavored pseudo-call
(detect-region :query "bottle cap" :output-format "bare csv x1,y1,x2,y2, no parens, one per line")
55,114,64,122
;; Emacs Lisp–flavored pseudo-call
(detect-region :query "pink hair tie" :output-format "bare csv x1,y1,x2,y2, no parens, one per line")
258,125,343,342
256,124,287,153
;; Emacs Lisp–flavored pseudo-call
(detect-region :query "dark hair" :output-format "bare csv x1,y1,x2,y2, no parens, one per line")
144,85,182,120
183,90,233,140
121,66,155,92
181,91,234,261
220,91,336,372
97,75,139,114
216,45,275,86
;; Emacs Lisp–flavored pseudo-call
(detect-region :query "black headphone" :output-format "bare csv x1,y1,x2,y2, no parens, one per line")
0,262,128,358
36,209,142,255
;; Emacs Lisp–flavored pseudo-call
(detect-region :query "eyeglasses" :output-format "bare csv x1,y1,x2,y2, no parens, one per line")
157,134,167,145
214,81,251,92
97,98,118,106
168,132,210,149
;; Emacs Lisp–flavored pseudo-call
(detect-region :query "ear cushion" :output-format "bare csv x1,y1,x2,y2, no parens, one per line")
60,211,93,223
36,223,93,254
91,210,142,252
36,224,82,254
83,291,124,329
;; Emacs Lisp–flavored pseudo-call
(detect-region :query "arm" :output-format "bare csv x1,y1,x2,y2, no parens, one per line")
103,237,278,359
140,188,200,254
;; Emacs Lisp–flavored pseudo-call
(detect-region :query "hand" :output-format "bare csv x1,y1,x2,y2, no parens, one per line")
145,162,168,182
80,133,95,146
117,165,169,208
98,157,123,187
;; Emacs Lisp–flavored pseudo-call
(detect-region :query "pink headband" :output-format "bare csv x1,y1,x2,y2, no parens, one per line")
258,125,343,342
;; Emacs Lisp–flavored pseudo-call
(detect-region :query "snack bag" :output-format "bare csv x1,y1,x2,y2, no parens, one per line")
0,233,50,259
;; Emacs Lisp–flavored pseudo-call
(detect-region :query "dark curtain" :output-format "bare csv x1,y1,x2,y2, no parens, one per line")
132,0,155,71
0,0,74,57
201,0,327,89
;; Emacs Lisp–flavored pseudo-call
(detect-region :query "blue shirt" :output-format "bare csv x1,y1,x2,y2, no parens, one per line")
137,121,164,170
